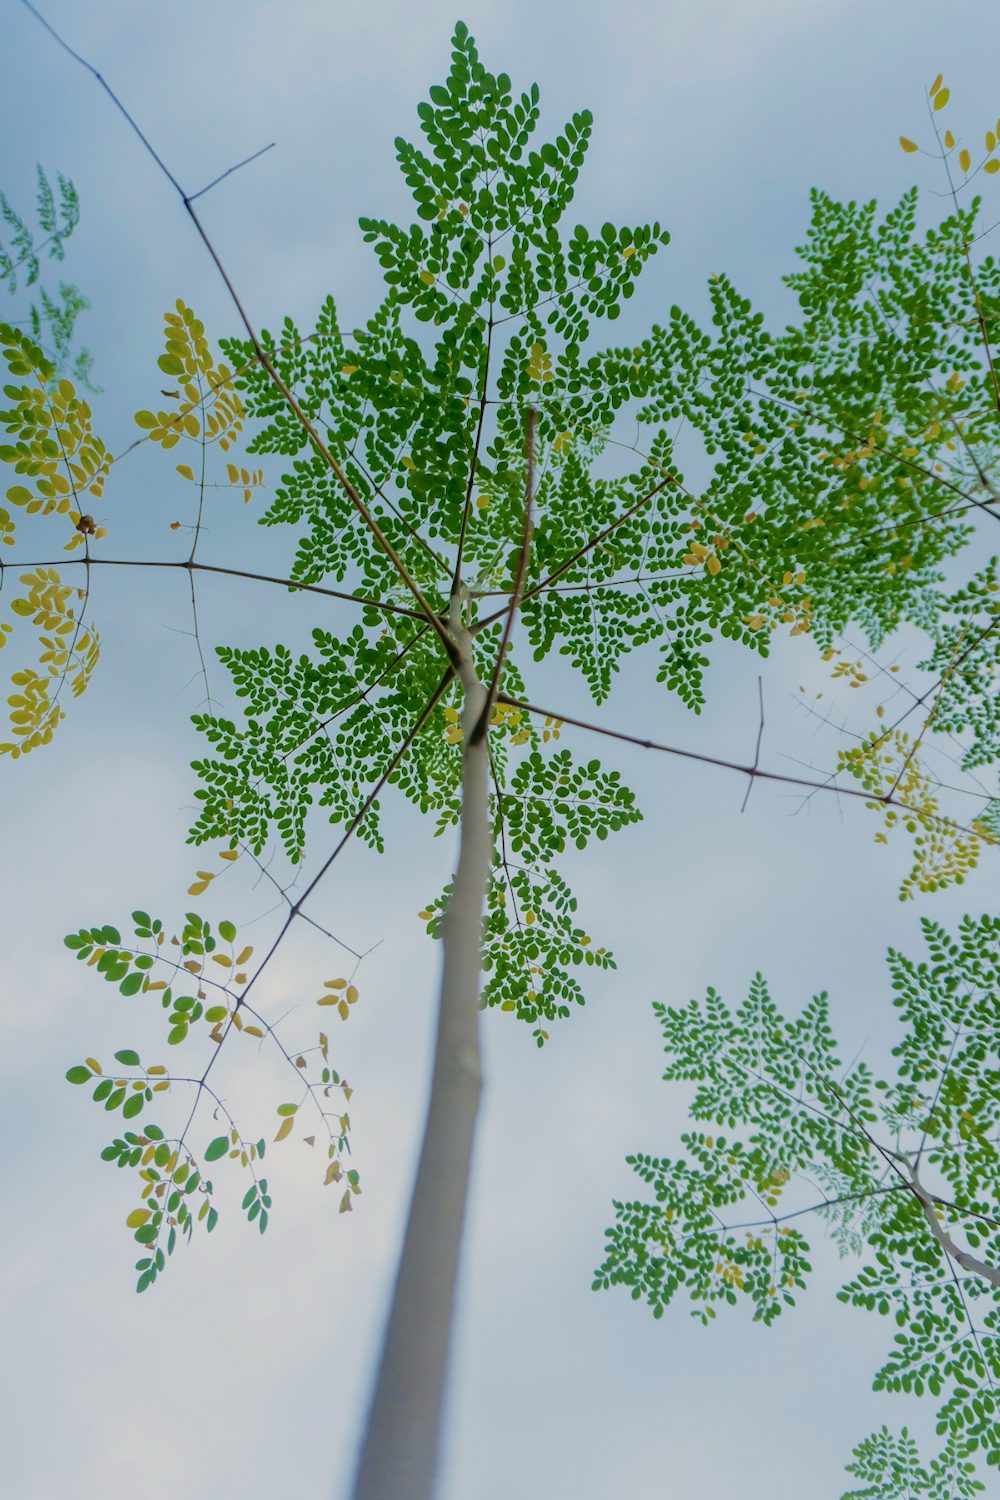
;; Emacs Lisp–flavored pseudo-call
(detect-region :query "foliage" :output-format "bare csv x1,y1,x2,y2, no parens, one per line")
597,914,1000,1492
0,164,95,386
64,902,360,1290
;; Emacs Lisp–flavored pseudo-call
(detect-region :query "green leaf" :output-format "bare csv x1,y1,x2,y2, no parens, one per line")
204,1136,228,1162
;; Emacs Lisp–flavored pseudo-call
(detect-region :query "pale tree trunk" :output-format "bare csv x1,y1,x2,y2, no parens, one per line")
351,619,490,1500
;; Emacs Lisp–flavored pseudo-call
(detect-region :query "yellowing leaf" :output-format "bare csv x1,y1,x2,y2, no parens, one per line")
243,1024,264,1038
934,88,950,111
944,129,956,148
985,159,1000,175
929,72,943,97
339,1189,353,1214
340,365,358,377
175,464,195,481
705,554,721,577
274,1115,295,1142
959,148,972,173
419,270,435,286
899,136,918,154
85,1057,102,1075
126,1208,151,1228
622,245,635,258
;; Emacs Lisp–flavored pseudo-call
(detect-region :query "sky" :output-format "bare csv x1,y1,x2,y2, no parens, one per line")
1,2,999,1497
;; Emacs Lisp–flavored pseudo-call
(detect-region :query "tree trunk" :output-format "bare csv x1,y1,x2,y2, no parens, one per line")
351,623,490,1500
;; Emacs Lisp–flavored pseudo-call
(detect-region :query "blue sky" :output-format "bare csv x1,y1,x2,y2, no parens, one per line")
2,2,999,1497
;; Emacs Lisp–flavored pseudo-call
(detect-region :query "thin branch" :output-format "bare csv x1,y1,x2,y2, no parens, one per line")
234,669,454,1013
494,691,987,835
21,0,459,666
186,142,276,205
471,406,536,744
740,676,765,814
0,554,427,620
474,473,676,632
452,313,493,597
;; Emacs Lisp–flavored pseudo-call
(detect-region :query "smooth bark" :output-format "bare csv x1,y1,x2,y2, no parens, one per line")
351,621,490,1500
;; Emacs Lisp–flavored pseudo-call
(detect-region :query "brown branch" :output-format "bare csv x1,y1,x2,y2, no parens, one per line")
234,669,454,1013
21,1,459,666
0,554,427,620
494,691,990,837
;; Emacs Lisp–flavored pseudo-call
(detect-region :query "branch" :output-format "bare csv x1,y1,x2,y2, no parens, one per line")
21,0,459,667
473,473,676,632
494,691,987,835
235,669,454,1012
471,406,536,744
909,1162,1000,1292
451,314,493,597
0,554,427,620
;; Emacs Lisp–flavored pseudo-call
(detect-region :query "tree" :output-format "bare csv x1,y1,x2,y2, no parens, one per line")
4,13,999,1499
597,915,1000,1495
595,76,1000,1497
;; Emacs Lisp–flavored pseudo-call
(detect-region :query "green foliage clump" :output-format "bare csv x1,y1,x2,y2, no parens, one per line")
597,915,1000,1491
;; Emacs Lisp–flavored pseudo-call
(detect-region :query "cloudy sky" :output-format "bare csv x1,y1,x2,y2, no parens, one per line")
1,2,998,1497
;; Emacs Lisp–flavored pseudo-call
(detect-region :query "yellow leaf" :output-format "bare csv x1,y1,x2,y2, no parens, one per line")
147,1065,167,1076
274,1115,295,1142
235,946,253,966
944,129,956,148
340,365,358,377
243,1025,264,1038
705,554,721,577
338,999,350,1020
324,1160,342,1185
987,131,997,153
419,270,435,286
126,1208,151,1228
934,88,950,111
325,978,348,990
985,159,1000,175
929,72,943,97
959,148,972,173
339,1189,353,1214
218,849,239,862
899,136,918,154
85,1057,102,1074
176,464,195,481
316,995,340,1006
622,245,635,258
346,984,359,1004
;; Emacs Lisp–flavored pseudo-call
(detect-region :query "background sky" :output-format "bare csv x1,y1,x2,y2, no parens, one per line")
1,2,999,1497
